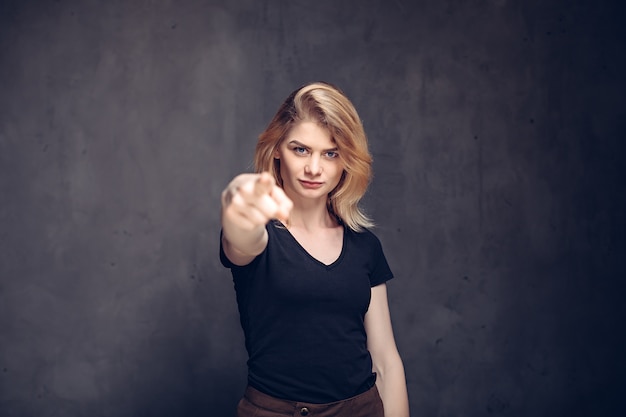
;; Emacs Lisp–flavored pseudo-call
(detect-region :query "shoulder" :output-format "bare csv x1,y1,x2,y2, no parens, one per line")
345,226,389,260
346,226,384,248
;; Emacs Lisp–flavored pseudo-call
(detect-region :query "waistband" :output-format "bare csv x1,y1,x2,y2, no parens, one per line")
243,383,381,414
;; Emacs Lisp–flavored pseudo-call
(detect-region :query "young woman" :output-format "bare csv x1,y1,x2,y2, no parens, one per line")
220,82,409,417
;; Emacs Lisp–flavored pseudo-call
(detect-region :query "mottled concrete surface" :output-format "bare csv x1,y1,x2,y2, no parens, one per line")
0,0,624,415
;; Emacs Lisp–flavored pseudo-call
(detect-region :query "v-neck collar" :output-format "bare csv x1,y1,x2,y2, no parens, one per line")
278,223,346,269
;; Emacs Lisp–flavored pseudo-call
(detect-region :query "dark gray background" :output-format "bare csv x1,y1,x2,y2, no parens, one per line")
1,0,624,416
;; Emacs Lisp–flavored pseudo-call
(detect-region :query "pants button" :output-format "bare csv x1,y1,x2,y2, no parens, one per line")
300,407,309,416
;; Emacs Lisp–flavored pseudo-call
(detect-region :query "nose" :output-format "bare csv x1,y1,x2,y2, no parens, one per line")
305,154,323,176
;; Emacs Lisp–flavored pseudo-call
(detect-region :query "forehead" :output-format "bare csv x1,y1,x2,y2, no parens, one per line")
285,121,335,148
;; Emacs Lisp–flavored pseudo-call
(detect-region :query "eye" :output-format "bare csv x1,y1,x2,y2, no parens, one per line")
325,151,339,159
293,146,308,155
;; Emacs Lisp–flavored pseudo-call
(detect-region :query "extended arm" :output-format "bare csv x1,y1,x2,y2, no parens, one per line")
365,283,410,417
221,172,292,266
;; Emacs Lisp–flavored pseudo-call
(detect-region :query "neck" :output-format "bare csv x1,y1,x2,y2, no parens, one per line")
287,199,338,231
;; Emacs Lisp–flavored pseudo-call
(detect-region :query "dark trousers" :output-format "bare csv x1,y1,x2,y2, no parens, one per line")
236,385,385,417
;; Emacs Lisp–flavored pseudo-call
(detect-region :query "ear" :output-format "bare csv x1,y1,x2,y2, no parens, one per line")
273,148,280,159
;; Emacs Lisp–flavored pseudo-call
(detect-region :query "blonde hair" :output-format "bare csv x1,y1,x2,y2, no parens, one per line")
254,82,374,231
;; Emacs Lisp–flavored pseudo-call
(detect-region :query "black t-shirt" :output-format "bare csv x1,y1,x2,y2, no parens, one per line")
220,221,393,403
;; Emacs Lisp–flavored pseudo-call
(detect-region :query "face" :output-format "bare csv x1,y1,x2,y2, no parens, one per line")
274,121,345,203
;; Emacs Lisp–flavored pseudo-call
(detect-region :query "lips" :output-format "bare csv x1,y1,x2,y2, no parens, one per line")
299,180,324,189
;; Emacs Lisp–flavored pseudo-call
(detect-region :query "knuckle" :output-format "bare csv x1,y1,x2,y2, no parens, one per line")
230,193,245,208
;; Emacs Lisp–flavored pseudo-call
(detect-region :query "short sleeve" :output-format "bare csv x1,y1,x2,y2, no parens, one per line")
368,232,394,287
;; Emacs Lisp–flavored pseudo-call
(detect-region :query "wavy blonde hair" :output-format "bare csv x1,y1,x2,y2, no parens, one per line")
254,82,373,231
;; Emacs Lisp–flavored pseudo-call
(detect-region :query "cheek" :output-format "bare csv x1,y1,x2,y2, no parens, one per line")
330,167,345,185
279,156,303,179
281,156,297,172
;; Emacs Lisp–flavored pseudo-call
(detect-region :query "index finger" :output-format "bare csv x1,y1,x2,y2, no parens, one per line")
253,172,275,196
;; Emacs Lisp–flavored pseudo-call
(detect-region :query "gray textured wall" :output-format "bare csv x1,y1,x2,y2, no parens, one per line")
1,0,624,416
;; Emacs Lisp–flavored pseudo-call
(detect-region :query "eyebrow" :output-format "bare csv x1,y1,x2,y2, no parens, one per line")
287,140,338,152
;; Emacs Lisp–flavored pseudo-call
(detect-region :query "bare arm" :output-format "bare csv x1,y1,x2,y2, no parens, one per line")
221,172,292,266
365,283,410,417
